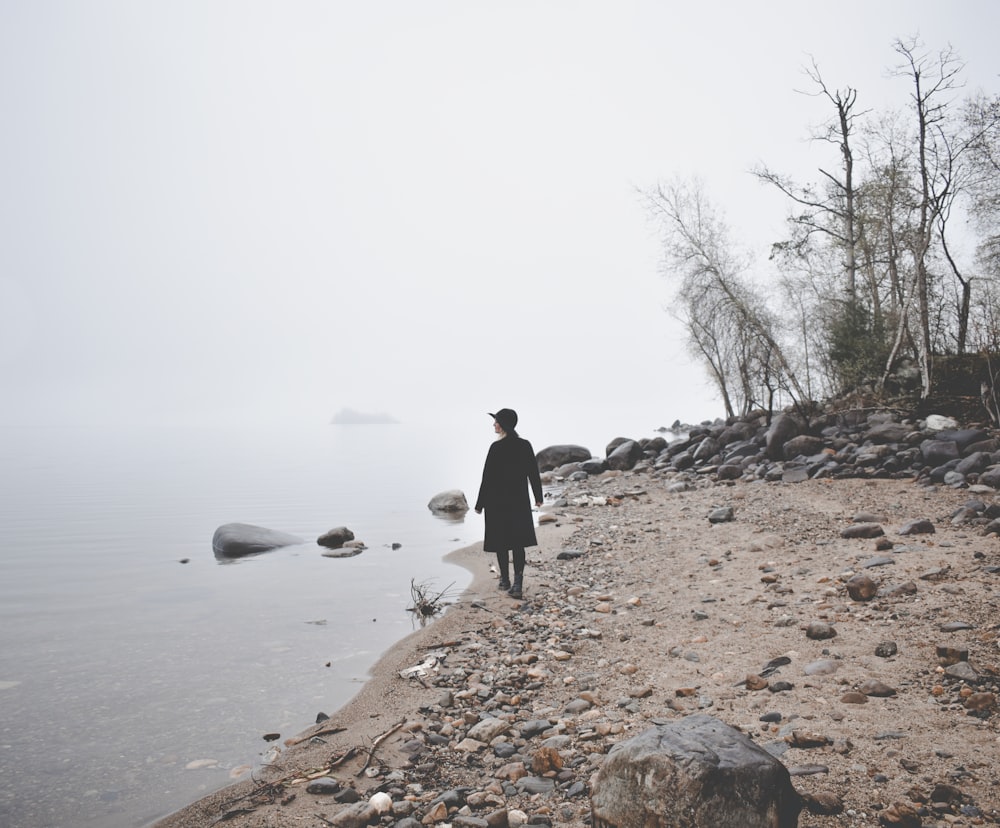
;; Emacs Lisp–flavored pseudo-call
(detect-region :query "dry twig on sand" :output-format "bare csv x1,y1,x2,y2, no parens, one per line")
356,718,406,777
407,578,457,618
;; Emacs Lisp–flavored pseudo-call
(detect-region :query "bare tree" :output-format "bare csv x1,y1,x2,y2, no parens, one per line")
884,37,966,395
645,179,805,419
754,58,866,301
964,91,1000,276
859,112,920,389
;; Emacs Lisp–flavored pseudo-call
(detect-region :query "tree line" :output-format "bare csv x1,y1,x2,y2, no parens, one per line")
647,37,1000,421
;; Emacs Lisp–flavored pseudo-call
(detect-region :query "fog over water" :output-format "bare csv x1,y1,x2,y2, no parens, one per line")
0,422,491,828
2,2,998,433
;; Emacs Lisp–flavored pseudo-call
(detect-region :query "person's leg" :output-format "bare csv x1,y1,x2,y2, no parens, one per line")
509,547,525,598
495,550,510,590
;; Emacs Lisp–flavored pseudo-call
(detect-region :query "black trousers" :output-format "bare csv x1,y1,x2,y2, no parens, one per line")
495,547,525,580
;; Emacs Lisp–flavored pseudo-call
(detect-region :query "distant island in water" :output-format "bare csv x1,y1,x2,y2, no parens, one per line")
330,407,400,425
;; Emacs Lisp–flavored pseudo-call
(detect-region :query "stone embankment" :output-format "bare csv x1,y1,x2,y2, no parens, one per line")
157,408,1000,828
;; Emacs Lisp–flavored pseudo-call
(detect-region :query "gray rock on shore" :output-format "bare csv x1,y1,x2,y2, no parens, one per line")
590,714,801,827
533,407,1000,497
535,444,592,471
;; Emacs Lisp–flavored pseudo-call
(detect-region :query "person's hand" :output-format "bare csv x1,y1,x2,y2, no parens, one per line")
535,501,543,508
475,507,482,514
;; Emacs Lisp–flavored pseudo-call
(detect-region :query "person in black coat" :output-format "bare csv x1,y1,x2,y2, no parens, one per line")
475,408,543,599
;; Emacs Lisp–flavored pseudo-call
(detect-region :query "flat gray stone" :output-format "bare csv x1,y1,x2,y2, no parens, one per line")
212,522,304,559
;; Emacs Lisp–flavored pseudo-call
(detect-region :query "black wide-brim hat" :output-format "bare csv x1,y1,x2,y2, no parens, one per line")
488,408,518,433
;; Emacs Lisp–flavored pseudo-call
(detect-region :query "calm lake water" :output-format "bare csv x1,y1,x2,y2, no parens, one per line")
0,414,666,828
0,421,506,828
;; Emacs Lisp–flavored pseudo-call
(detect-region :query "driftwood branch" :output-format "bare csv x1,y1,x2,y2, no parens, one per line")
356,718,406,777
328,746,358,768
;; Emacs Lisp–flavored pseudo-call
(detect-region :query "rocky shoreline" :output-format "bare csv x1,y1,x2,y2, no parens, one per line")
153,408,1000,828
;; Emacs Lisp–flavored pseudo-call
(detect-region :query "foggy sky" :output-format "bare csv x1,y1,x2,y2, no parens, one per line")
2,1,998,432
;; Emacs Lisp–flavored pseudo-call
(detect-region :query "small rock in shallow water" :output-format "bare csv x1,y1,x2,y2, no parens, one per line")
321,547,363,558
316,525,355,549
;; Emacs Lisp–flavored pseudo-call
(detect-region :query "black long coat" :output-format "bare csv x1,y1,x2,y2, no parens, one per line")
475,435,544,552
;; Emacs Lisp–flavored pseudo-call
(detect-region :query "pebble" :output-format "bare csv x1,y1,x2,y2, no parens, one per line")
806,621,837,640
841,522,885,539
899,518,936,535
305,776,341,795
859,679,897,697
804,659,839,676
846,574,878,601
860,555,896,568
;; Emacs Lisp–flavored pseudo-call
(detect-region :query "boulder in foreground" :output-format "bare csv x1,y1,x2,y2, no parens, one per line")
212,523,304,559
590,713,801,827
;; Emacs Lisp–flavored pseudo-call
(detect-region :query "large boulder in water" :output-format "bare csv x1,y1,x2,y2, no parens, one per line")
536,444,591,472
427,490,469,513
212,523,304,559
589,714,801,827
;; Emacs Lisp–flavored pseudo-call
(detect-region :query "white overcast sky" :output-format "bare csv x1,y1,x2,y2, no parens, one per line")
1,1,998,432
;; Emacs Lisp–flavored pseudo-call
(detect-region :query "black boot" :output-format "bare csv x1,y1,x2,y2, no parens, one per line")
495,552,510,591
507,575,523,599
